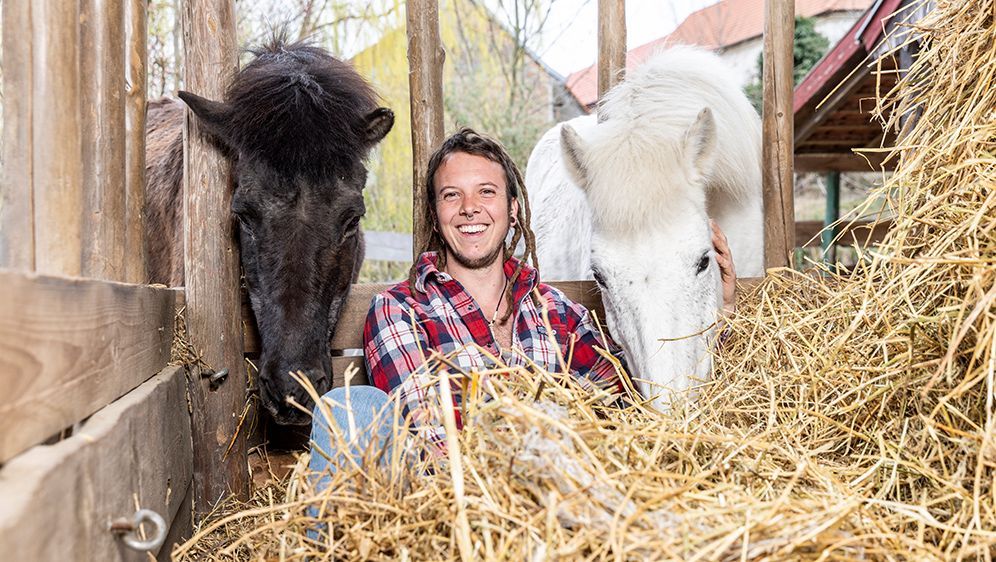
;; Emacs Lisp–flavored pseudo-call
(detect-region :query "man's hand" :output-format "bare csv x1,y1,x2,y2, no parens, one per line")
711,220,737,315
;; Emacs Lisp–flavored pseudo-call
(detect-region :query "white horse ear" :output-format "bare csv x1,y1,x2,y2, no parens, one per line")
685,107,717,175
560,124,590,188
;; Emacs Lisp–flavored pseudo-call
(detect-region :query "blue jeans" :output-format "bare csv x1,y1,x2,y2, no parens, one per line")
308,385,395,488
307,386,395,542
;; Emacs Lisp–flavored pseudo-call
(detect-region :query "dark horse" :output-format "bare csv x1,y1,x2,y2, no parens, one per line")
145,39,394,425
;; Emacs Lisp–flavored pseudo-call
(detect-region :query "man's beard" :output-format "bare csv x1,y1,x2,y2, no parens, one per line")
446,239,505,270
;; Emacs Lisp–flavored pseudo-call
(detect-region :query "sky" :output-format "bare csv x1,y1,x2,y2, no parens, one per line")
534,0,721,76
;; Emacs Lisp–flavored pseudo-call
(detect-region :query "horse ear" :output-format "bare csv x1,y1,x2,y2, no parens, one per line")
177,90,233,145
685,107,717,174
363,107,394,145
560,124,590,188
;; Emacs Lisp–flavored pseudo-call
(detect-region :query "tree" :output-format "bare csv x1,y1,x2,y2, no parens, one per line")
744,16,830,113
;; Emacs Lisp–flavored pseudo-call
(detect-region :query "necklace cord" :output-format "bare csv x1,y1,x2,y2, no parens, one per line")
489,277,509,326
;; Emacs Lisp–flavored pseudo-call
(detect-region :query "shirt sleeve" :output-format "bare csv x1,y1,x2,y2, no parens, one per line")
549,289,626,396
363,291,448,450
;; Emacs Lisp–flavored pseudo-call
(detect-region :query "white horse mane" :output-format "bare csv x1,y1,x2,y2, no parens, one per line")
568,45,761,233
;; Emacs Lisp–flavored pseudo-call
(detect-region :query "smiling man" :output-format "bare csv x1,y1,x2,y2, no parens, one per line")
307,128,737,480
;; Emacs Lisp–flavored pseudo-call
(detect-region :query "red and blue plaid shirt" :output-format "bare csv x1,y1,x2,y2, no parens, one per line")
364,252,624,446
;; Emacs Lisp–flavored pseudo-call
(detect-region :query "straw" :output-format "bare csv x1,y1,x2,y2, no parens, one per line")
172,1,996,559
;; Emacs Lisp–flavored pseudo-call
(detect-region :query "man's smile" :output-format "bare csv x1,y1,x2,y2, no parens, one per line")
457,224,489,235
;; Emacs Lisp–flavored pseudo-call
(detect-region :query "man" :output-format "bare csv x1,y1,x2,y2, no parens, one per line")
308,128,737,476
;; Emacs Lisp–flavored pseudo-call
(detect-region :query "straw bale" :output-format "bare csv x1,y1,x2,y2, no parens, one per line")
172,1,996,559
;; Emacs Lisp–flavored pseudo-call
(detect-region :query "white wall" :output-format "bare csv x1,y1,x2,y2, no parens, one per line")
717,10,867,88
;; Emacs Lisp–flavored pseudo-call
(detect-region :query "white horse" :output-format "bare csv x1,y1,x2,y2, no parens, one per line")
526,45,763,409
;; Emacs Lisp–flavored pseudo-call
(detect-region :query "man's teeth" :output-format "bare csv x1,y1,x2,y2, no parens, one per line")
458,224,487,233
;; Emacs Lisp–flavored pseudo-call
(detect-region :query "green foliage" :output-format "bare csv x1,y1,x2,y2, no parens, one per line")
744,16,830,113
353,0,561,238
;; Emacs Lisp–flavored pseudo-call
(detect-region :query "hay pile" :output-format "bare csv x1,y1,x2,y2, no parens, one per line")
173,1,995,559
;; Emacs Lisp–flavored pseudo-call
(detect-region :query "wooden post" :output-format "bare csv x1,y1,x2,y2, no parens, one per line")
80,0,127,281
597,0,626,107
180,0,249,512
124,0,149,283
32,0,84,276
762,0,795,270
0,0,34,270
406,0,445,259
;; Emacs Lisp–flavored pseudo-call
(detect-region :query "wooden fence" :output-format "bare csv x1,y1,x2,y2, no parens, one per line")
0,0,805,559
0,0,239,558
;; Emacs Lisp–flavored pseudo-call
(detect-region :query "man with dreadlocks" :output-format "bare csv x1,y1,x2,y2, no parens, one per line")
307,128,737,478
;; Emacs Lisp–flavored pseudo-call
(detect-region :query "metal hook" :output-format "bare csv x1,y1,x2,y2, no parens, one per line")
202,368,229,390
109,508,167,552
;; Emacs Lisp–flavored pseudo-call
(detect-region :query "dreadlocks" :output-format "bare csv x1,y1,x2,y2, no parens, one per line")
410,127,539,322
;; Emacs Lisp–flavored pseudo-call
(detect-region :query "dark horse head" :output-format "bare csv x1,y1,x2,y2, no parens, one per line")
178,40,393,425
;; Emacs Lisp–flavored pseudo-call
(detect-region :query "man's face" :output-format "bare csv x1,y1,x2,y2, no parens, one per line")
434,151,519,269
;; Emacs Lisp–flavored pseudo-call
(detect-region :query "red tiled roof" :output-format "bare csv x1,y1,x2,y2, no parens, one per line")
565,0,875,109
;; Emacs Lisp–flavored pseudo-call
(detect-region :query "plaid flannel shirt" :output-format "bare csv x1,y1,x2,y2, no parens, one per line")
363,252,624,448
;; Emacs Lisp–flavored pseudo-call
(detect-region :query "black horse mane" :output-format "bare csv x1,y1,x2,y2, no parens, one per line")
221,37,379,178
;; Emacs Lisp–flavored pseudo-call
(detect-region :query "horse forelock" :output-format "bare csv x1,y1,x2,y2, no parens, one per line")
222,39,378,179
580,122,706,234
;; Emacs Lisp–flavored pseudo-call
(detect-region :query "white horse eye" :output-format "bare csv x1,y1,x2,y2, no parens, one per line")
695,254,710,274
591,268,606,287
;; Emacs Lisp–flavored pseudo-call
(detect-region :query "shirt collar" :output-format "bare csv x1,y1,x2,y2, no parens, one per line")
414,251,539,297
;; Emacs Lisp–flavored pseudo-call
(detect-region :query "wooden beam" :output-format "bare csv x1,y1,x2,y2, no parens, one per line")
180,0,249,510
597,0,626,106
795,219,892,248
244,280,608,355
124,0,149,284
0,0,34,270
407,0,445,259
0,270,177,463
0,367,193,560
761,0,795,270
80,0,127,281
32,0,84,276
794,151,889,172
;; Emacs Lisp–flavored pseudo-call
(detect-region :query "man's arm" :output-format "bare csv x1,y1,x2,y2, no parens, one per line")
363,292,448,448
545,287,626,396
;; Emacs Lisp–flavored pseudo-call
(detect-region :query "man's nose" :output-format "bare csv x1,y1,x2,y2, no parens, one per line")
459,196,481,218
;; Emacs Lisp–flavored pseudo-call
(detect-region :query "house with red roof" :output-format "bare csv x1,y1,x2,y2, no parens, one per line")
566,0,876,110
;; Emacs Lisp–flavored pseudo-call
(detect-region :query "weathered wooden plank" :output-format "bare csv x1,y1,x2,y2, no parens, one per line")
0,367,193,561
406,0,445,258
0,270,177,463
796,219,892,248
596,0,626,106
794,151,890,172
32,0,84,276
245,280,607,354
761,0,795,270
332,355,368,387
0,0,34,270
124,0,149,284
180,0,250,510
81,0,128,281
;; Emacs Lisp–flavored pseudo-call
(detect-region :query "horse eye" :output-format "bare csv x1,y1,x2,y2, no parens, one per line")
591,268,606,287
696,254,711,274
343,217,361,237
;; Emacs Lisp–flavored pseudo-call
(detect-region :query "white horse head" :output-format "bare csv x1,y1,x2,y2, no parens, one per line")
527,46,763,410
559,109,723,405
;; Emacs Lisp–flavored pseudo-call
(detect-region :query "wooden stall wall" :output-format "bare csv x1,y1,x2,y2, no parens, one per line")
0,0,197,559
